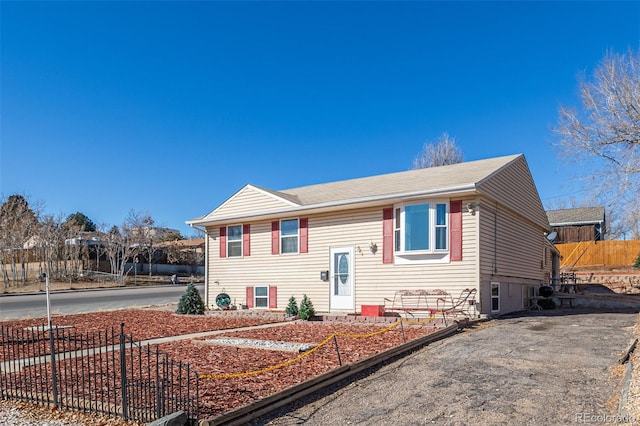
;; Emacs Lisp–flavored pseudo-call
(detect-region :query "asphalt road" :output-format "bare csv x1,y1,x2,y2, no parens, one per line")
0,284,204,320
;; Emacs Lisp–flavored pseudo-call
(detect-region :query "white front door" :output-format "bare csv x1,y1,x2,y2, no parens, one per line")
329,246,354,310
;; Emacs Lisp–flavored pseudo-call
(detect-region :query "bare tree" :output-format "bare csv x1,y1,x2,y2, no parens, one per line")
0,194,40,288
36,213,66,281
118,210,154,277
412,133,463,169
100,225,124,276
553,48,640,238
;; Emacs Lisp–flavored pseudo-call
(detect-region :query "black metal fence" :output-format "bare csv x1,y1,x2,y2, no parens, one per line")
0,323,199,423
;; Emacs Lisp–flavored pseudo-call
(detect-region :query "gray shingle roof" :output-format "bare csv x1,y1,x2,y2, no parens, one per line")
187,153,550,229
546,207,605,226
276,154,522,205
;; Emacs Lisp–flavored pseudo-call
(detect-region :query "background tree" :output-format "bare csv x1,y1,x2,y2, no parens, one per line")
62,212,97,275
162,230,183,242
63,212,97,232
554,48,640,239
411,132,463,169
100,225,124,276
35,214,66,282
116,210,160,277
0,194,40,288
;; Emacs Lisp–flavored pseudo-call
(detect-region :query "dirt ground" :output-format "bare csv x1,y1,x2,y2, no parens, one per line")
253,309,638,425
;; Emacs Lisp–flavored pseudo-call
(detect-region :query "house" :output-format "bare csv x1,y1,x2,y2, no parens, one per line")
545,207,606,244
187,154,554,317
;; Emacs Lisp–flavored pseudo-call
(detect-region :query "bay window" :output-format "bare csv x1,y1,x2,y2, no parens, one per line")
395,201,449,254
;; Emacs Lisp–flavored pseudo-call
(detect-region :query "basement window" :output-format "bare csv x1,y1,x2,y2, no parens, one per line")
254,286,268,308
491,282,500,312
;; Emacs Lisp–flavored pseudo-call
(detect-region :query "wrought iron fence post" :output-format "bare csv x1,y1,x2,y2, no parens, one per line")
48,323,59,407
119,323,128,420
155,349,164,419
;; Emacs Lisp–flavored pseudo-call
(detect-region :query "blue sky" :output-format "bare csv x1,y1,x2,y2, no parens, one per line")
1,1,639,237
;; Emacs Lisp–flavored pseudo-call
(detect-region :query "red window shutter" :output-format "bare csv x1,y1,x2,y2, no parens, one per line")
382,208,394,264
242,224,251,256
299,218,308,253
269,286,277,308
271,221,280,255
450,200,463,261
246,287,254,308
219,227,227,258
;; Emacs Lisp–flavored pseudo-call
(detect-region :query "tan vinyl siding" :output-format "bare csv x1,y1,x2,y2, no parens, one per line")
206,201,479,313
205,186,296,220
477,156,549,230
478,199,547,280
477,198,550,314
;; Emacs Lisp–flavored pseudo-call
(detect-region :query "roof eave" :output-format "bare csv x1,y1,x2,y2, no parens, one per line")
550,220,605,227
186,183,478,227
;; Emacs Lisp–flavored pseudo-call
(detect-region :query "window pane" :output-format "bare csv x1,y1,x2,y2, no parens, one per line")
255,286,268,297
394,230,400,251
281,219,298,236
435,227,447,250
281,236,298,253
256,298,268,308
404,204,429,251
492,298,499,311
436,204,447,225
491,284,499,296
228,225,242,241
228,241,242,257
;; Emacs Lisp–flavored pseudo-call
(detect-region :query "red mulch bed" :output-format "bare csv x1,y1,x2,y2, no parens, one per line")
0,310,279,341
1,310,441,419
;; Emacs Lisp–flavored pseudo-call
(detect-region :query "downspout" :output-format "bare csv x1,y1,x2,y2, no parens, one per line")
189,224,209,309
493,202,498,274
474,199,482,315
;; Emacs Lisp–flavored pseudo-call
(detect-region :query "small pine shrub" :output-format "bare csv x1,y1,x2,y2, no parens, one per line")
176,283,205,315
286,296,299,317
298,294,316,320
634,253,640,269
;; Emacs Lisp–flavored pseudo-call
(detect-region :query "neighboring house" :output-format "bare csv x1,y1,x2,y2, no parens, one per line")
187,154,553,317
155,238,206,265
546,207,606,244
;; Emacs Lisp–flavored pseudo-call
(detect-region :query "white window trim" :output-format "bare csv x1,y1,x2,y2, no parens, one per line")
394,200,450,256
491,282,500,312
227,224,243,258
254,285,269,309
280,218,299,255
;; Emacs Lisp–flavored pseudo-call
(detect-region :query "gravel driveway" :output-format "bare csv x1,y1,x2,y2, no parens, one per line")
255,309,637,425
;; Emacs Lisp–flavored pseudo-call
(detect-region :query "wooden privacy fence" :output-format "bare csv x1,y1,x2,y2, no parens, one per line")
557,240,640,269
